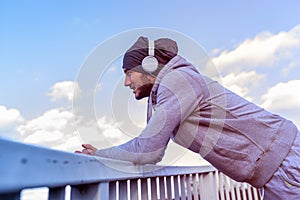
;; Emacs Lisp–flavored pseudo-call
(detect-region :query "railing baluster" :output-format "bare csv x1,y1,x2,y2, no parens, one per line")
224,175,231,200
192,173,199,200
158,177,165,200
230,179,236,200
49,187,65,200
119,180,128,200
140,178,149,200
241,183,247,200
129,179,138,200
185,174,192,200
99,182,110,200
166,176,172,200
199,172,217,200
179,175,186,199
150,177,158,200
173,175,180,200
218,172,225,200
109,181,117,200
252,187,260,200
246,184,253,200
235,183,242,200
199,173,203,198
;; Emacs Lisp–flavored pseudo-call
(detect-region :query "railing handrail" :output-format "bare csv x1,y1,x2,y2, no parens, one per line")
0,138,215,194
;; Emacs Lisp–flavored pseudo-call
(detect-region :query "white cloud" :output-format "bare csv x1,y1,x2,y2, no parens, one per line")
17,108,77,148
261,80,300,129
73,116,126,148
13,106,127,152
18,109,73,136
0,105,23,128
97,117,123,140
53,136,82,152
24,130,64,144
212,25,300,72
261,80,300,110
221,71,265,100
48,81,81,102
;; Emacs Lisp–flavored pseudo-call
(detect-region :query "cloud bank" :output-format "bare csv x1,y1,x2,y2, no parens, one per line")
212,25,300,73
0,105,23,128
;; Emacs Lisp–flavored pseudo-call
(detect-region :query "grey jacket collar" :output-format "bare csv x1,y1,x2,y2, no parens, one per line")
151,55,191,99
147,55,192,121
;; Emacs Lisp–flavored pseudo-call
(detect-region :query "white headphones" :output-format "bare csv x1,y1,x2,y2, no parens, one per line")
141,39,159,73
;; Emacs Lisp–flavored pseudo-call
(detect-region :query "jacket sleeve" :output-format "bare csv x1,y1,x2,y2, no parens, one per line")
95,70,203,164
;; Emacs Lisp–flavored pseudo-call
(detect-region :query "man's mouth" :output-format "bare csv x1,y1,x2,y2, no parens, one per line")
130,85,136,91
130,87,136,94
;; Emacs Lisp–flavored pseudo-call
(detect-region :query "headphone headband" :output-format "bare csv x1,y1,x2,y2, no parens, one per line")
141,39,158,73
148,40,155,56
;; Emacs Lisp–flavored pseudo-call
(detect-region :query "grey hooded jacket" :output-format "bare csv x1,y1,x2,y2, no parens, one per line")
96,55,298,187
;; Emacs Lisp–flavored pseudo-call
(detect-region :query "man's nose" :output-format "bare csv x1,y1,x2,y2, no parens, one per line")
124,76,131,87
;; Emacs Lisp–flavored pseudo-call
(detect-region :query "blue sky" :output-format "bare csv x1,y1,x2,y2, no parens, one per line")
1,1,299,116
1,1,300,165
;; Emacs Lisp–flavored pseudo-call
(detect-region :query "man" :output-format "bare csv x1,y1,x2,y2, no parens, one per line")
76,36,300,199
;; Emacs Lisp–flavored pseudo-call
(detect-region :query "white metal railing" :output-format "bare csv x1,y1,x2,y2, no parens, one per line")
0,138,261,200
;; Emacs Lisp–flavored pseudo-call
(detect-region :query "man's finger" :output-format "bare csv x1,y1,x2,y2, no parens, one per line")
82,149,89,154
82,144,97,151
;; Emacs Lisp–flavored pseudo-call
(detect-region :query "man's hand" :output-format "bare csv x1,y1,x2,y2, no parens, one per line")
75,144,97,155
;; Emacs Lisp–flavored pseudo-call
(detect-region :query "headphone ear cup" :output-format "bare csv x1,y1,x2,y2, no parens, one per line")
142,55,158,73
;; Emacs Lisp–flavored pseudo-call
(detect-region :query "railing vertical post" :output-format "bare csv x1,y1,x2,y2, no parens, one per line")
185,174,192,199
252,187,260,200
235,184,242,200
119,180,128,200
158,177,166,200
49,187,65,200
166,176,172,199
241,183,248,200
230,179,236,200
246,184,253,200
199,172,218,200
109,181,116,200
150,177,158,199
192,174,199,200
140,178,149,200
173,175,180,200
99,182,110,200
224,175,231,199
129,180,138,200
180,175,186,199
218,172,225,200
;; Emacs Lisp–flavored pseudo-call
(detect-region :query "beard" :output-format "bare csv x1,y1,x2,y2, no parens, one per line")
135,83,153,100
134,74,154,100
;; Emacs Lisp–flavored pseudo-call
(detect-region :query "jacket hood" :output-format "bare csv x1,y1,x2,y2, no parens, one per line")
151,55,198,95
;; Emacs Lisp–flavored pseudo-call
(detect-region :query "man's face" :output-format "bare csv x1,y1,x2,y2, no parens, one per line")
124,70,155,100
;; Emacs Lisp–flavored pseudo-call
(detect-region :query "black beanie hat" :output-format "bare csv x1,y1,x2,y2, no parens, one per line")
122,36,178,76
